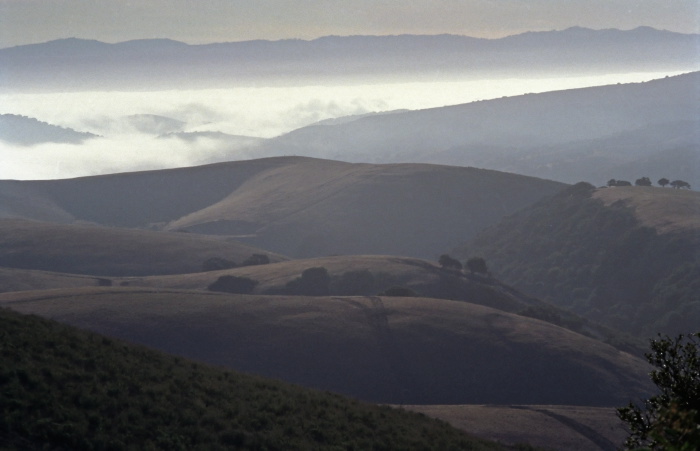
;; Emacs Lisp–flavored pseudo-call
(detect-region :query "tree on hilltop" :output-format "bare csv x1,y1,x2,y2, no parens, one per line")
438,254,463,271
635,177,652,187
286,267,330,295
207,275,258,294
670,180,691,190
658,178,670,188
465,257,488,275
608,179,632,187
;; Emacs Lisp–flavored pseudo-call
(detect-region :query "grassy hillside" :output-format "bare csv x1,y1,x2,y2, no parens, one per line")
0,219,285,276
131,255,531,312
0,307,504,450
0,157,294,227
0,254,644,355
164,158,565,258
0,267,106,293
2,157,565,259
455,183,700,337
405,405,626,451
0,287,653,406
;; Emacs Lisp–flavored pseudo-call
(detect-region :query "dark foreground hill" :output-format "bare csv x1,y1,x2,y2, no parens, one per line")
0,307,503,450
0,287,653,406
0,157,565,259
0,219,285,276
455,183,700,338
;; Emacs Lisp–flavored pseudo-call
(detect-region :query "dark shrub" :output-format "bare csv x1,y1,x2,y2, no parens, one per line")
208,275,258,294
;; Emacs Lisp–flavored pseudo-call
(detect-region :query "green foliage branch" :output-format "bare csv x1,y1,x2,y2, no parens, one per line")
617,332,700,450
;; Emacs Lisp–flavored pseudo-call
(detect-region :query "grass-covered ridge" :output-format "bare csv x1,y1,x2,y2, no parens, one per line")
0,287,653,407
0,307,505,450
456,182,700,337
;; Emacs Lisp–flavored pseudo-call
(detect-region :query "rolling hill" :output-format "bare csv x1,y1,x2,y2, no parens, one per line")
0,157,565,259
255,72,700,187
0,307,501,450
0,253,645,356
132,254,534,312
0,287,654,407
0,219,285,276
454,183,700,338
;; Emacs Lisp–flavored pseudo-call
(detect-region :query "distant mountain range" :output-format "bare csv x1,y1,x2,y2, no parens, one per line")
1,27,698,90
259,72,700,187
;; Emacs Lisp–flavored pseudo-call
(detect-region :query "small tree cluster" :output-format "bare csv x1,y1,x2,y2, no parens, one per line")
207,275,259,294
438,254,463,271
670,180,692,190
657,178,691,189
286,267,331,296
608,179,632,187
606,177,692,190
465,257,489,275
437,255,489,275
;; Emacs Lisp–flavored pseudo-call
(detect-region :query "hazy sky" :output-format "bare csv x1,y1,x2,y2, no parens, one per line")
1,0,698,48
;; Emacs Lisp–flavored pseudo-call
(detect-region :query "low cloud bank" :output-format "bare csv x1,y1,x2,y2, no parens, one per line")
0,72,684,180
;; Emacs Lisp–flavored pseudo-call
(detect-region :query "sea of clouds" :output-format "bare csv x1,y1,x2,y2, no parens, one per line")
0,71,684,180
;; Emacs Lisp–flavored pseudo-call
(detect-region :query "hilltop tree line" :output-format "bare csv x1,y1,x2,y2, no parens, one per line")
207,267,415,297
438,254,489,275
607,177,691,189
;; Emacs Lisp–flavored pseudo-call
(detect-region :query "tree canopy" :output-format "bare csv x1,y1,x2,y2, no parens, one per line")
438,254,463,271
617,332,700,450
670,180,691,190
465,257,488,275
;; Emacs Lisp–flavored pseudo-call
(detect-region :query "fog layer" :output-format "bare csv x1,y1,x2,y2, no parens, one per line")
0,72,686,180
